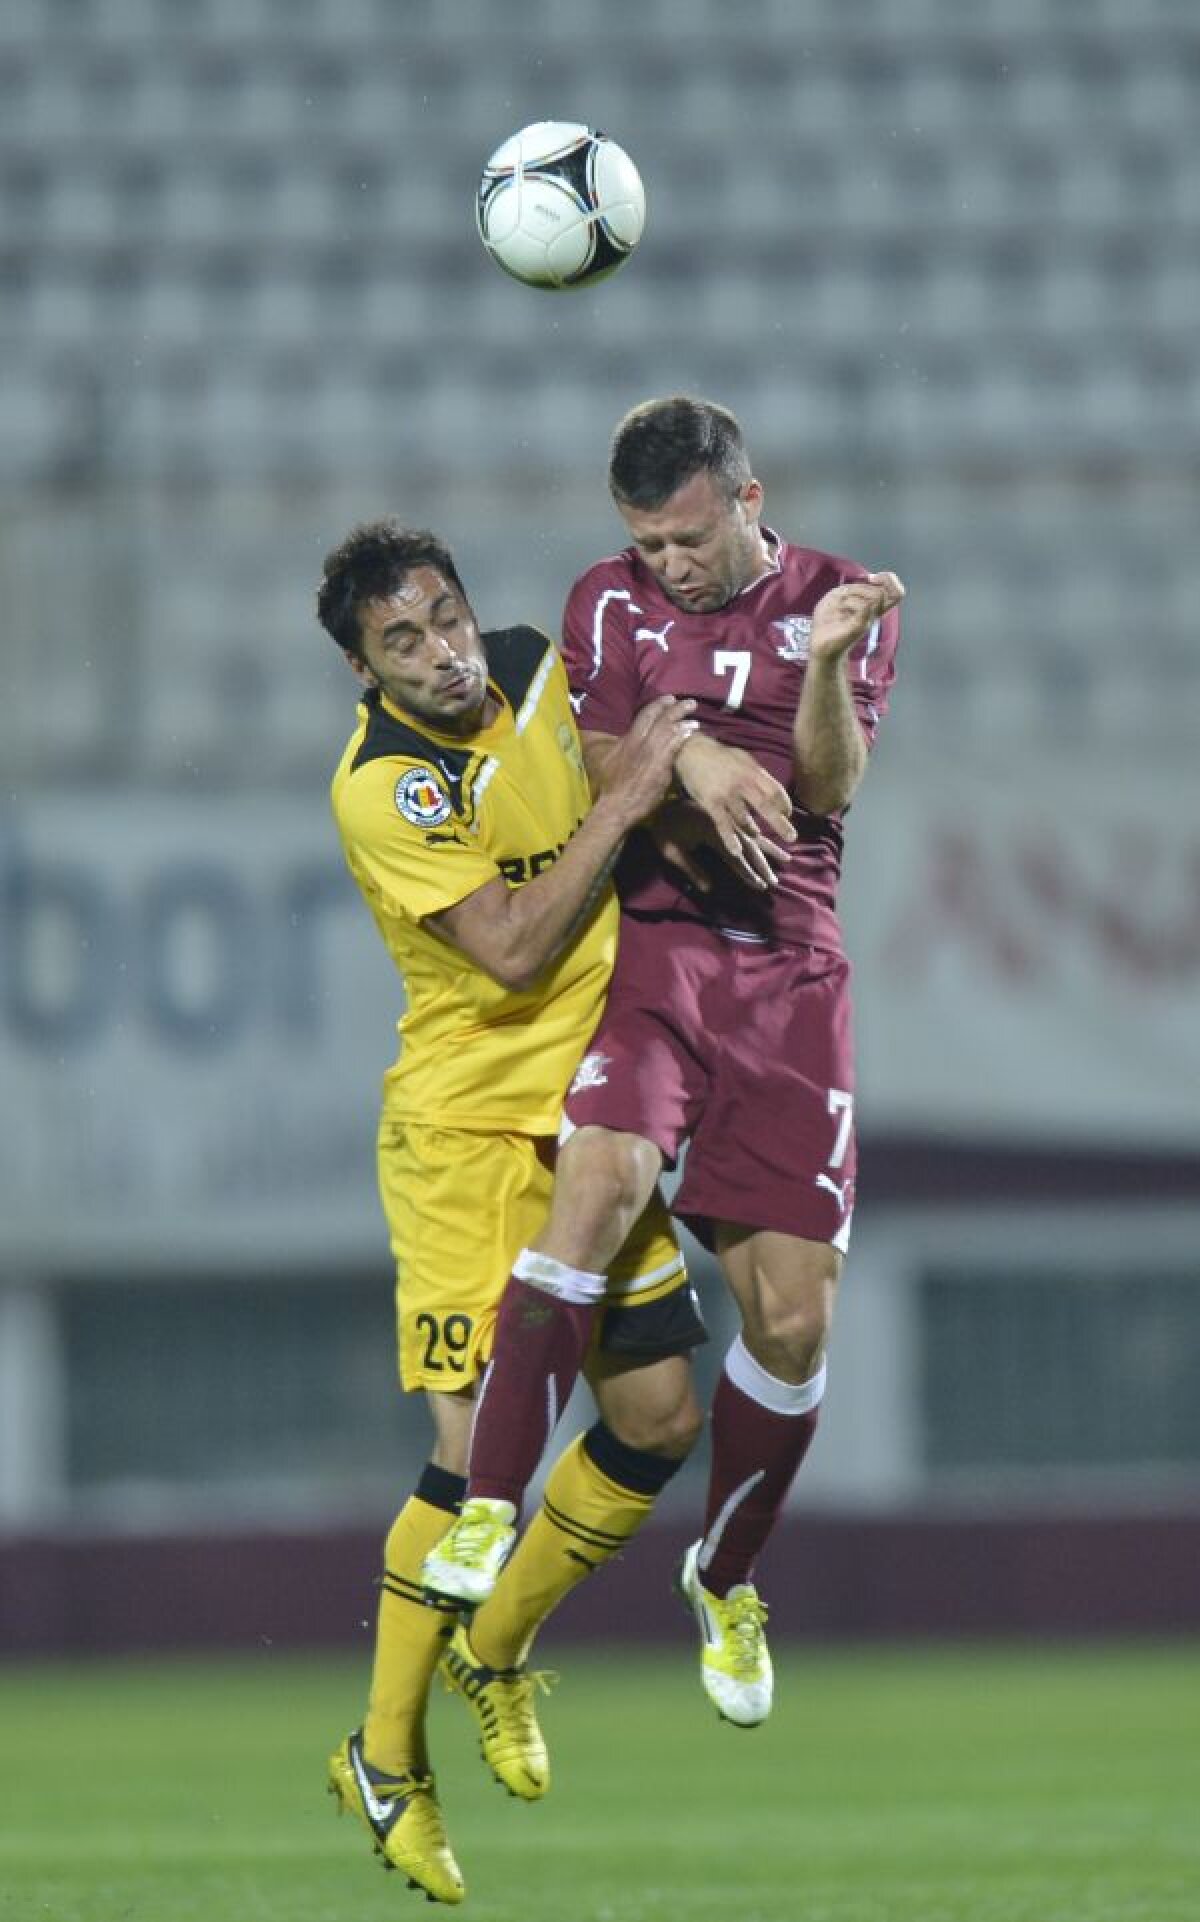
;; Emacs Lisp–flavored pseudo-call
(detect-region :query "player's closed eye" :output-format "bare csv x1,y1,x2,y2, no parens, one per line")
640,533,707,556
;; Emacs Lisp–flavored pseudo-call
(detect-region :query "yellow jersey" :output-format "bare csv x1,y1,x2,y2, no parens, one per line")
331,625,617,1131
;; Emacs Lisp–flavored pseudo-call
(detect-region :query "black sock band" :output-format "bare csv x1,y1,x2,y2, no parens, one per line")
583,1420,684,1496
415,1463,467,1514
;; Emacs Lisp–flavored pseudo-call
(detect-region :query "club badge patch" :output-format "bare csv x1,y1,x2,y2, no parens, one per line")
569,1051,611,1095
773,615,812,662
394,766,453,827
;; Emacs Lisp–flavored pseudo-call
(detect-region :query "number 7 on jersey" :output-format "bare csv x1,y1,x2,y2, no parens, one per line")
713,649,752,709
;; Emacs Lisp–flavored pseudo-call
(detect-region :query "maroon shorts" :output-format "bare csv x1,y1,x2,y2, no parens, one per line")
564,912,858,1250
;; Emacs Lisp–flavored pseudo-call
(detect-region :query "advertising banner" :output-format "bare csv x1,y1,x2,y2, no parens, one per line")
0,796,399,1267
3,753,1197,1266
843,752,1199,1149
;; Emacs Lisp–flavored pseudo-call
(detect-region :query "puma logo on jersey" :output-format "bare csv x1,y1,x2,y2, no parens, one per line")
633,620,675,652
773,615,812,662
570,1052,610,1094
815,1171,850,1210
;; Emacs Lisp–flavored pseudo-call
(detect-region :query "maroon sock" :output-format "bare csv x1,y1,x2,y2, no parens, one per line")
698,1359,823,1598
467,1278,597,1507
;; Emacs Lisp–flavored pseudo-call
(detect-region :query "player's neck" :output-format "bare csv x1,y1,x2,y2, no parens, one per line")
728,526,779,600
752,526,780,577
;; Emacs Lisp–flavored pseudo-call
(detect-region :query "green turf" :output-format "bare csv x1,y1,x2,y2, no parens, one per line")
1,1641,1196,1922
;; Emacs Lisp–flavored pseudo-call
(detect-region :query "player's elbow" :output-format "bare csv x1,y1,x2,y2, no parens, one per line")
505,960,546,994
482,950,542,994
480,933,554,994
792,774,859,817
792,751,867,816
464,890,566,991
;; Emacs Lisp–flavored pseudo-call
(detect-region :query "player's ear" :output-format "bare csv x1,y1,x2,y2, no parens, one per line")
345,649,378,689
738,478,764,523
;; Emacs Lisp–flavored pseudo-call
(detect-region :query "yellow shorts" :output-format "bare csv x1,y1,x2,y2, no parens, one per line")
377,1118,701,1392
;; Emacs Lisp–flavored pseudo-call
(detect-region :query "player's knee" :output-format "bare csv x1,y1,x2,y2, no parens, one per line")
675,1403,705,1459
557,1126,659,1239
747,1302,832,1384
651,1393,704,1460
610,1393,703,1462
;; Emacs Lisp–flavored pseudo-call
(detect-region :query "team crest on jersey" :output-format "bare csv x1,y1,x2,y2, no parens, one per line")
773,615,812,662
394,766,452,827
569,1051,610,1095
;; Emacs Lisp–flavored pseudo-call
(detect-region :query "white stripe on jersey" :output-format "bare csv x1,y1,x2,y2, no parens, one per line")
470,755,500,824
588,587,640,681
514,645,556,734
858,617,881,681
467,649,558,829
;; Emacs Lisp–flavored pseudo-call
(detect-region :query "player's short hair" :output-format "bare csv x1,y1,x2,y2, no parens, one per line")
316,520,469,658
608,396,754,510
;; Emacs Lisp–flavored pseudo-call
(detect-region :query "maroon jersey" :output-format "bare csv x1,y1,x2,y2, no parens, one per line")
562,534,899,951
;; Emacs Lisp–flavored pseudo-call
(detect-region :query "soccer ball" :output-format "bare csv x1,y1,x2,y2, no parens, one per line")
476,122,645,290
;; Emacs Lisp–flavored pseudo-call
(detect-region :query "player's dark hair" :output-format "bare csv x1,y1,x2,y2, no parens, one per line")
316,520,469,659
608,396,753,509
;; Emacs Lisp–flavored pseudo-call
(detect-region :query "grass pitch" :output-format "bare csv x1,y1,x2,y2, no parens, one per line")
2,1640,1196,1922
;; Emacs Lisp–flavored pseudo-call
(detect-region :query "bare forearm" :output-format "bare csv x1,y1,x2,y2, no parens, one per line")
489,796,629,986
590,727,798,890
429,698,696,988
581,733,623,797
792,656,868,814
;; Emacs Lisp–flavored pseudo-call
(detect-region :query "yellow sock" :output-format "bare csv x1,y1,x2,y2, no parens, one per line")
470,1432,660,1670
362,1490,460,1775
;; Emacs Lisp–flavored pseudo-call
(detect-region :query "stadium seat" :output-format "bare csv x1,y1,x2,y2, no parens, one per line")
1,0,1196,761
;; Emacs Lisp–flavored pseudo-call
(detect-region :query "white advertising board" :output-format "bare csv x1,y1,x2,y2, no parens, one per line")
3,751,1196,1269
0,795,400,1268
843,751,1200,1150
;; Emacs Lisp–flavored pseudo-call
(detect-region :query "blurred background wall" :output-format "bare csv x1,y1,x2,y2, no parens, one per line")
2,0,1198,1650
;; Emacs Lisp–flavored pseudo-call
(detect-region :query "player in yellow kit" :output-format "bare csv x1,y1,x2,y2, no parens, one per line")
317,522,705,1904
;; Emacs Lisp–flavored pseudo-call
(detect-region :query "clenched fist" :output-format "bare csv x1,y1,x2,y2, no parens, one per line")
810,572,905,665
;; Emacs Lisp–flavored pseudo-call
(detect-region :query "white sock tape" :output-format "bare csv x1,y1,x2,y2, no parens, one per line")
512,1247,606,1305
725,1334,827,1416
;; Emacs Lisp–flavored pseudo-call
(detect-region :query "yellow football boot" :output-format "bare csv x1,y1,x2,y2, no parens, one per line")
678,1541,773,1728
327,1730,464,1904
440,1622,552,1799
421,1496,517,1606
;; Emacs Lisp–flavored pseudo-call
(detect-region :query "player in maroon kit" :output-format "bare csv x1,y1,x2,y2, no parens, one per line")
425,396,903,1727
